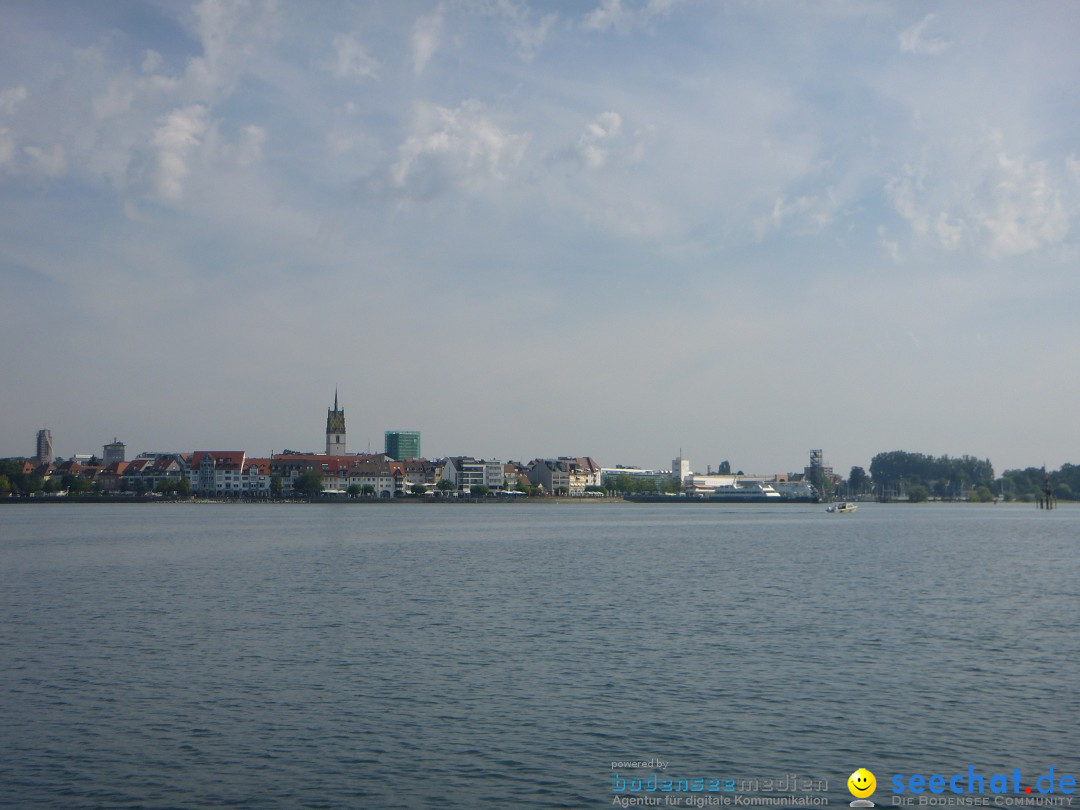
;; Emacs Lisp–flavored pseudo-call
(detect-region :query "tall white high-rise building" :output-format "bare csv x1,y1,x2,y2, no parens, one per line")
672,452,691,485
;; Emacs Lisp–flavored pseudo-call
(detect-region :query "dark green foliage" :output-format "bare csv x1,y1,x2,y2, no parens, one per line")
292,470,323,498
1001,464,1080,501
848,466,869,494
869,451,994,499
908,485,929,503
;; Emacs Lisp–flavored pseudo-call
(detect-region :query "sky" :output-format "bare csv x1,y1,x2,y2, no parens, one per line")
2,0,1079,476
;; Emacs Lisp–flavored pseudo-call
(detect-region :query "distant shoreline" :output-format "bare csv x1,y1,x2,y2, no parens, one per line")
1,496,1046,507
0,495,628,506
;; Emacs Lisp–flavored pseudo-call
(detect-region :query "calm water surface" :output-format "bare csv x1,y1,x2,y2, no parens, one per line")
1,502,1078,808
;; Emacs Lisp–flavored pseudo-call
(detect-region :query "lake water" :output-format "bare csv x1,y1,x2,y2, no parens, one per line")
1,502,1078,808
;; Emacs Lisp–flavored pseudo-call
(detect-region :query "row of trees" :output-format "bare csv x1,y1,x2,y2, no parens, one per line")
604,474,681,495
867,452,996,500
1000,464,1080,501
847,453,1080,502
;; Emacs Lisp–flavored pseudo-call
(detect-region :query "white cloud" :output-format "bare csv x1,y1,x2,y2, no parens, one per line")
388,99,530,199
899,13,951,56
141,109,264,200
756,191,838,238
184,0,281,97
220,124,266,168
23,144,67,177
93,81,135,120
980,149,1068,256
576,111,623,169
583,0,680,33
141,49,163,74
149,104,209,201
935,211,965,251
186,0,239,91
0,128,15,164
331,32,379,80
0,86,28,115
878,226,902,264
412,7,443,75
548,110,649,177
885,133,1074,257
1068,154,1080,184
494,0,557,60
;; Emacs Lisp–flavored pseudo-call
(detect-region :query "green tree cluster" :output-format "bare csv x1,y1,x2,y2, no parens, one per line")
0,460,45,496
155,478,191,496
605,474,670,495
869,451,994,499
292,470,323,499
847,466,869,495
908,485,930,503
1001,464,1080,501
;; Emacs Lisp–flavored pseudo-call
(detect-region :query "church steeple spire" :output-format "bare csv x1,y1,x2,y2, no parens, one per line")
326,391,346,455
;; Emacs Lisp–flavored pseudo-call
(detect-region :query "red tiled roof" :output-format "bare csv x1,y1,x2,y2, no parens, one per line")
244,458,273,475
190,451,247,471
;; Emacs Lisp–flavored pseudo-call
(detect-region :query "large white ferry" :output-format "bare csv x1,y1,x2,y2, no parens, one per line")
625,482,803,503
706,482,783,502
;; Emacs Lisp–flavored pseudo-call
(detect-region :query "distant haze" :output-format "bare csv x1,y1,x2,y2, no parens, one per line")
2,1,1078,475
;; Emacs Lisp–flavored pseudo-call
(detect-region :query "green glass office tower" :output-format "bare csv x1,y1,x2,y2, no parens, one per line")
385,431,421,461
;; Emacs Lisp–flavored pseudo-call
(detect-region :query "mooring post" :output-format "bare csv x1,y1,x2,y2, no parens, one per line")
1042,470,1054,510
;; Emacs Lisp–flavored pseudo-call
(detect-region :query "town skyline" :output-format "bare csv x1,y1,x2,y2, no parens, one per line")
3,2,1079,475
2,391,1041,485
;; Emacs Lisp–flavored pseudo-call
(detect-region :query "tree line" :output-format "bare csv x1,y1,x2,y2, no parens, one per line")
867,451,995,500
999,464,1080,501
848,452,1079,502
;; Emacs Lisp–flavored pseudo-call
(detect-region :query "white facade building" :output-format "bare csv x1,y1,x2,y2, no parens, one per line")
441,457,504,492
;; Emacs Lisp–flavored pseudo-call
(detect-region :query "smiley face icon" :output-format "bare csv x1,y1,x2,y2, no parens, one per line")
848,768,876,799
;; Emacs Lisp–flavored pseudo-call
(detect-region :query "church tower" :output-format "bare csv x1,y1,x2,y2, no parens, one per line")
326,390,346,455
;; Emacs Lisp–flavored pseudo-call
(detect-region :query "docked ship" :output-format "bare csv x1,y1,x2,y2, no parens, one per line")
621,454,817,503
625,481,815,503
706,482,782,502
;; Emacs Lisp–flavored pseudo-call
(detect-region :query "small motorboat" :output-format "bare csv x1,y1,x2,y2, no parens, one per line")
826,501,858,514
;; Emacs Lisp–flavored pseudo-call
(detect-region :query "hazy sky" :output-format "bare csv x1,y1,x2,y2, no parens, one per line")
2,0,1079,475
